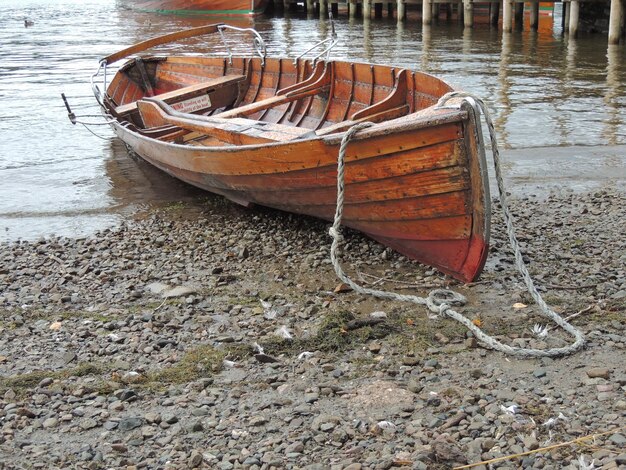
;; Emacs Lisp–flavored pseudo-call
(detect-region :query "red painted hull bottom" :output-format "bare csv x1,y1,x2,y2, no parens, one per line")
373,235,488,283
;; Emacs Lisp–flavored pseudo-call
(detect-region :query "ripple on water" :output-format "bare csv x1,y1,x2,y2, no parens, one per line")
0,0,625,240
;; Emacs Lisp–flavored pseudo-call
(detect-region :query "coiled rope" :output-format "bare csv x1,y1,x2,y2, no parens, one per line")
329,92,585,358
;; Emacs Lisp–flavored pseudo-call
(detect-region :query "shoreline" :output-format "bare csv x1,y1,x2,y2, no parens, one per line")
0,182,624,468
1,143,625,244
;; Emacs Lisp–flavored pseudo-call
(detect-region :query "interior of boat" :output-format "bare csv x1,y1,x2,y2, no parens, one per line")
104,56,452,146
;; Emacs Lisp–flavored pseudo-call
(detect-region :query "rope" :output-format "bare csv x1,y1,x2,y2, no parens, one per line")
452,425,626,469
329,92,585,358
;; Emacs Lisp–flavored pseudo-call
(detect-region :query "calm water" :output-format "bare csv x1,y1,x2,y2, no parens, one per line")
1,0,625,241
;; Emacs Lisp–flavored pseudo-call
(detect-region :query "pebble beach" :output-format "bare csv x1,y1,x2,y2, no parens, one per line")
0,186,625,470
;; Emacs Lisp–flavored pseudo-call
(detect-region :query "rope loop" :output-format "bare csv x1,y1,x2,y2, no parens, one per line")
328,92,586,358
428,289,467,308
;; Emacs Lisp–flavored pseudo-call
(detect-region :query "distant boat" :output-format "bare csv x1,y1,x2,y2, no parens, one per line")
124,0,269,16
24,19,35,27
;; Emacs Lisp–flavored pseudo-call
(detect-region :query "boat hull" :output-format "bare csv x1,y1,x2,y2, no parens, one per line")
125,0,269,16
100,48,490,282
110,105,489,282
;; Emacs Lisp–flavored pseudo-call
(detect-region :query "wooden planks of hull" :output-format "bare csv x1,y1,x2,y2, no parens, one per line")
102,46,490,282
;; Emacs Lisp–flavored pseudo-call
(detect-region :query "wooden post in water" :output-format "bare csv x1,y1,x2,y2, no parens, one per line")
569,0,580,36
502,0,513,31
529,2,539,29
331,2,339,16
608,0,624,44
464,0,474,27
320,0,328,16
349,0,356,17
490,2,500,26
563,2,570,31
375,2,383,17
398,0,406,21
363,0,372,18
423,0,433,24
514,2,524,29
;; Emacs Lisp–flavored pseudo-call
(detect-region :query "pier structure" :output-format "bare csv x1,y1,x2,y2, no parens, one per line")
276,0,626,44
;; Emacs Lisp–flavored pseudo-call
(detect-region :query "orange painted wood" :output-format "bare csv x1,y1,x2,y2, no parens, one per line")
102,51,490,282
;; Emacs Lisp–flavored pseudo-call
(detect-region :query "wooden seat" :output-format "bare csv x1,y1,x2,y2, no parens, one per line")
115,74,246,116
137,98,313,144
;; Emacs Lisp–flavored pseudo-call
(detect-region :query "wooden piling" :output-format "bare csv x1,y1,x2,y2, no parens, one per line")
375,2,383,17
530,2,539,29
349,0,356,17
503,0,513,32
423,0,433,24
445,3,453,20
331,2,339,16
608,0,624,44
514,2,524,29
490,2,500,26
398,0,406,21
464,0,474,27
563,1,570,31
320,0,327,16
363,0,372,18
569,0,580,36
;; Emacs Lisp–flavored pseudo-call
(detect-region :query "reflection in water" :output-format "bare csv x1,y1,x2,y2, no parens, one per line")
0,0,625,241
420,24,432,72
604,45,620,146
362,18,372,62
495,32,512,148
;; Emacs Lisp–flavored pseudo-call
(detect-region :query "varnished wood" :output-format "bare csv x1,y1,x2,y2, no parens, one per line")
102,24,223,65
99,41,491,282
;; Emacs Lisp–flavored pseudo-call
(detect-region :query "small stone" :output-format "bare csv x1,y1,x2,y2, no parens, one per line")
111,443,127,453
407,378,423,393
304,393,319,403
189,451,203,468
118,417,143,432
609,433,626,446
162,285,197,298
586,368,610,379
61,351,77,365
80,418,98,430
424,359,439,368
38,378,53,388
285,441,304,454
49,321,62,331
533,368,547,378
43,417,58,428
402,356,420,366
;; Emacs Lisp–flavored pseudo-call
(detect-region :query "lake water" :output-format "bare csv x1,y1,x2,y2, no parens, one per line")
1,0,625,241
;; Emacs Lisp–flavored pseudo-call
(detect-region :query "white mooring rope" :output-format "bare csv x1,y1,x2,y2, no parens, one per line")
329,92,585,358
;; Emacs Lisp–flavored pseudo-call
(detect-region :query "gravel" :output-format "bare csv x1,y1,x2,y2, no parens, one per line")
0,188,625,469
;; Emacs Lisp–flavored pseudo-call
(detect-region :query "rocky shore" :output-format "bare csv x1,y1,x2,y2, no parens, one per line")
0,188,624,470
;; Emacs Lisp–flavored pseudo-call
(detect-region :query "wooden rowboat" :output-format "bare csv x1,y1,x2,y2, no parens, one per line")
90,24,491,282
121,0,269,16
